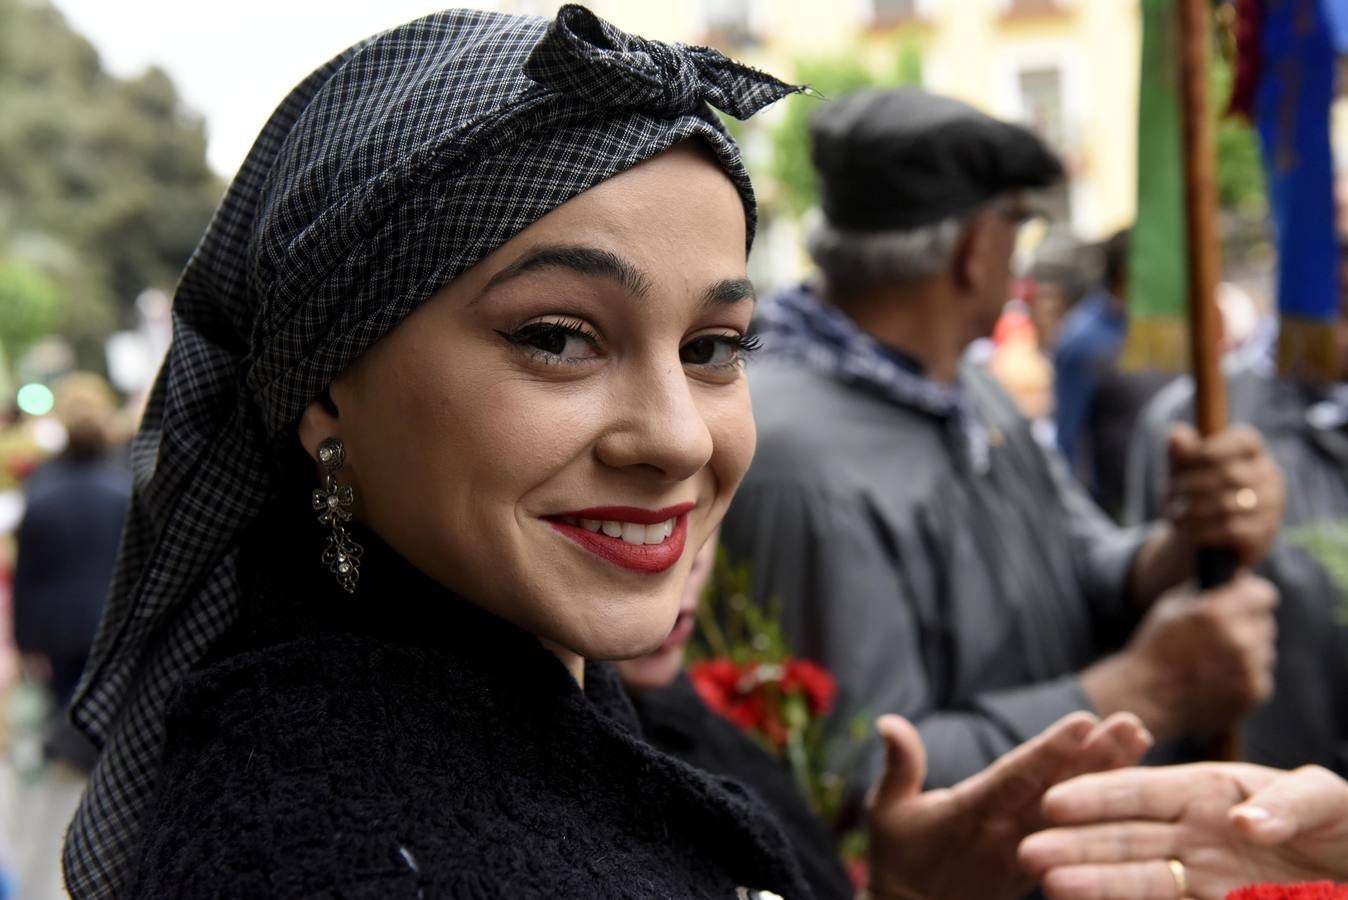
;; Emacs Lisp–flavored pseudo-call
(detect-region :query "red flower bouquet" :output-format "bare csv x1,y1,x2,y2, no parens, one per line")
686,550,857,832
689,658,837,751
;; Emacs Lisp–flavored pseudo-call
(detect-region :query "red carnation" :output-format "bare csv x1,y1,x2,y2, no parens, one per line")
690,659,768,735
782,659,836,716
1228,884,1348,900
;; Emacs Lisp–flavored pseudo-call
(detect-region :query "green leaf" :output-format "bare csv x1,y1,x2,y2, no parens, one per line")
1284,521,1348,623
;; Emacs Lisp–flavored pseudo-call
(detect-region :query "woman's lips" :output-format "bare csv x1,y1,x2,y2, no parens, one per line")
545,504,694,573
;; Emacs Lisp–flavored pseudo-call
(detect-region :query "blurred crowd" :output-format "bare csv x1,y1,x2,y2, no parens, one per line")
0,373,132,897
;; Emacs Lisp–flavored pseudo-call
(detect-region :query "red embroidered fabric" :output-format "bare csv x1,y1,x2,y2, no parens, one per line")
1228,883,1348,900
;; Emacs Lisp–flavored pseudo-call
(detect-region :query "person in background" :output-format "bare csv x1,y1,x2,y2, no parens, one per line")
1054,228,1175,519
617,535,1153,900
1126,291,1348,778
722,87,1288,810
1052,228,1129,479
1019,761,1348,899
1027,229,1088,355
987,280,1054,426
8,373,128,900
13,372,129,769
1130,288,1348,543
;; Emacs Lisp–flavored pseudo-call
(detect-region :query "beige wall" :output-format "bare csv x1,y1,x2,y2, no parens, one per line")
504,0,1143,241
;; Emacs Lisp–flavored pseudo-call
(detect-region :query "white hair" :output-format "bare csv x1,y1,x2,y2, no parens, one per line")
805,208,967,296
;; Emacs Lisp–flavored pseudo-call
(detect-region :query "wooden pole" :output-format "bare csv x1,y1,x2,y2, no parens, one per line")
1178,0,1226,435
1177,0,1241,761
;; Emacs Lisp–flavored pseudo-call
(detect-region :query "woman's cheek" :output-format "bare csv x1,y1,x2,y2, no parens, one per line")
704,385,756,493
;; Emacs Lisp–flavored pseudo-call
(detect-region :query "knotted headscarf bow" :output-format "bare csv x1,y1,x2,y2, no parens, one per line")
526,4,794,120
64,8,801,896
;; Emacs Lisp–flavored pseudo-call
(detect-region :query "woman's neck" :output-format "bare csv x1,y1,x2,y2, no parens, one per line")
540,638,585,687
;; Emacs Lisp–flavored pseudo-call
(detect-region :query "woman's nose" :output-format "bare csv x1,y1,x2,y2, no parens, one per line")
593,360,714,481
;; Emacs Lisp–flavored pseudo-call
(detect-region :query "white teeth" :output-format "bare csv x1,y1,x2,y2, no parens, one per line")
642,522,669,544
566,516,678,544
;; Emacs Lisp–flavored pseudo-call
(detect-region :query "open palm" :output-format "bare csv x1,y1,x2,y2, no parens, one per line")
864,712,1152,900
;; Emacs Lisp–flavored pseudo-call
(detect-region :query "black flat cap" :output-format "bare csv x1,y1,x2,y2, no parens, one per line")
809,87,1063,231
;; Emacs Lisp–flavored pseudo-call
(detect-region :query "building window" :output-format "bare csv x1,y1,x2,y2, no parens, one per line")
871,0,922,25
1017,65,1070,221
1018,66,1066,150
1001,0,1066,17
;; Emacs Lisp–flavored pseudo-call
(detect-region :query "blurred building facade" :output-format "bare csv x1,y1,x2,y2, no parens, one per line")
507,0,1141,245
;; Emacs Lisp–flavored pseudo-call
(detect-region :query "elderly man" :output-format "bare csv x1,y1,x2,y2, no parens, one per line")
721,88,1293,802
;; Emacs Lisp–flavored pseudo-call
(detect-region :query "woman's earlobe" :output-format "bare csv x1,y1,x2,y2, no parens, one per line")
297,390,342,462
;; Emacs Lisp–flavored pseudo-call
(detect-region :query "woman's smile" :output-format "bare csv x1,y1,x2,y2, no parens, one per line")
544,503,695,573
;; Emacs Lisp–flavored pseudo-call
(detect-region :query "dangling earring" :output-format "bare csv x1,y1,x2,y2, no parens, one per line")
312,437,363,593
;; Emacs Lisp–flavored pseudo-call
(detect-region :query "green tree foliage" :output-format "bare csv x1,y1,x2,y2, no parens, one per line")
0,0,223,369
1211,51,1266,216
0,259,61,361
768,42,923,218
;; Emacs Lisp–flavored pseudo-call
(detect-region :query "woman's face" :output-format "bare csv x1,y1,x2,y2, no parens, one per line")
306,144,756,667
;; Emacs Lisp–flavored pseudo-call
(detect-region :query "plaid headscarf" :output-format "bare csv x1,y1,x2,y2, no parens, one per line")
63,7,800,896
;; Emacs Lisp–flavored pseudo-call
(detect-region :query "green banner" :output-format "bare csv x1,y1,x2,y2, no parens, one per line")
1121,0,1190,371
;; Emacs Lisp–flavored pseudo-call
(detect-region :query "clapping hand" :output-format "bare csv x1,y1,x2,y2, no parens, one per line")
862,712,1152,900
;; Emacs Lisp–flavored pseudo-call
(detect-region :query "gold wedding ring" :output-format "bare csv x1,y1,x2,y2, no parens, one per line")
1167,858,1187,898
1233,487,1258,512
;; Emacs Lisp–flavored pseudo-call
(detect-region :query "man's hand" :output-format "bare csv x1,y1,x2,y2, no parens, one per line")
1166,423,1285,568
1080,573,1277,741
1018,763,1348,900
863,712,1152,900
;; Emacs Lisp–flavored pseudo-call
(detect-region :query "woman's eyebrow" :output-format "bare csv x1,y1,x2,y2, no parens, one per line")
702,277,756,307
480,245,652,299
476,245,753,308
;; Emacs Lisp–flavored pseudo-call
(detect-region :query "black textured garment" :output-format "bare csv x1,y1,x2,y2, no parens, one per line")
630,674,854,900
128,501,815,900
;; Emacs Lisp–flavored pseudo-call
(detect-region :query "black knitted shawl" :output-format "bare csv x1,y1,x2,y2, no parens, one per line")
631,674,855,900
127,499,815,900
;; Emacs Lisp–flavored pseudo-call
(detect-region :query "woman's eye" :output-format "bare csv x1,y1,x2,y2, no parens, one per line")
497,321,600,362
680,334,760,368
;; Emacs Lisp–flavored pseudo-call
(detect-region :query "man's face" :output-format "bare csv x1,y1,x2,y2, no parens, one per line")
968,201,1031,338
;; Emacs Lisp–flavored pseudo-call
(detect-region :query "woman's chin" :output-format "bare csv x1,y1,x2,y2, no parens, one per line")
613,645,685,693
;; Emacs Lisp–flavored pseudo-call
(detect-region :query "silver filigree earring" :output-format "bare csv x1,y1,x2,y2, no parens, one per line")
312,437,362,593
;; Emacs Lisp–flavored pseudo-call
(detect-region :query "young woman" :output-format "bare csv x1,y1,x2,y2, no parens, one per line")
62,6,1149,898
62,7,807,897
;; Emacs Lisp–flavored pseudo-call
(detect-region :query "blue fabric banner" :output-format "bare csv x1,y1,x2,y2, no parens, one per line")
1255,0,1338,324
1322,0,1348,51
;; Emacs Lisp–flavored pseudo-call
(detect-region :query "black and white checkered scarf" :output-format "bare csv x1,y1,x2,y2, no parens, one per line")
63,7,800,896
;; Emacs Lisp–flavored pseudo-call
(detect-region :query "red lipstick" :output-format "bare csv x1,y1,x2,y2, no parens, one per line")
545,503,695,574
